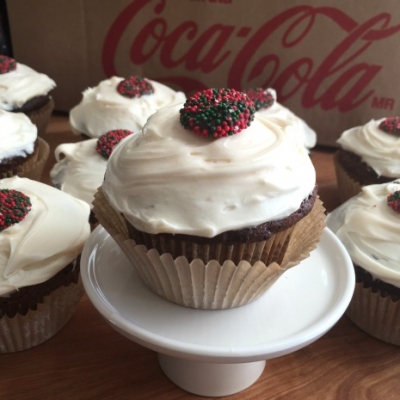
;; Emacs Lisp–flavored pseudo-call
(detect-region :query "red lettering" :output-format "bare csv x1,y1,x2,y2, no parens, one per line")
102,0,158,76
130,18,167,64
303,14,390,111
103,2,400,112
184,24,234,72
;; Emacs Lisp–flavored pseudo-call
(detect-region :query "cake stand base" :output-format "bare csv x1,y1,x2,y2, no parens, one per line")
158,354,266,397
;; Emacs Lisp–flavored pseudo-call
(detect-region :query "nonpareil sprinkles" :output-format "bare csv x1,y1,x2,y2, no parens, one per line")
387,190,400,213
242,88,274,111
117,76,154,98
179,88,255,138
378,117,400,136
0,55,16,74
0,189,32,232
96,129,133,159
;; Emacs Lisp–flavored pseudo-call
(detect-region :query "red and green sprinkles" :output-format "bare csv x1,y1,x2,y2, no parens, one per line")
117,76,154,98
96,129,133,159
0,55,16,74
379,117,400,136
242,88,274,111
0,189,31,232
179,88,255,138
387,190,400,213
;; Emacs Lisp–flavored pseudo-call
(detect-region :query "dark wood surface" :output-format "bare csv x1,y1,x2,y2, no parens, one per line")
1,114,399,400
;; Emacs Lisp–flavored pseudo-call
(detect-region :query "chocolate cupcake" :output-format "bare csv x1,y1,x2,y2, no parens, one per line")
334,117,400,203
327,180,400,345
0,55,56,136
69,75,186,139
50,129,133,229
0,109,49,181
0,176,90,352
93,88,325,309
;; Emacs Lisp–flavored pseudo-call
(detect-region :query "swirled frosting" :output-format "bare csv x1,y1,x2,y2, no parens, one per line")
0,110,37,162
337,118,400,177
0,63,56,110
256,89,317,151
102,103,316,237
0,176,90,296
326,180,400,287
69,77,186,138
50,139,107,208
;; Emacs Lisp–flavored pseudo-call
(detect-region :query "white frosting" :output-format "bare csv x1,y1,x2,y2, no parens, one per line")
69,77,187,138
50,139,107,208
102,103,316,238
0,63,56,110
326,180,400,287
337,118,400,177
256,89,317,151
0,176,90,296
0,110,37,161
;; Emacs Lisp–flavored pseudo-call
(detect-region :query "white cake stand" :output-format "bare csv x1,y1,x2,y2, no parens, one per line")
81,226,355,397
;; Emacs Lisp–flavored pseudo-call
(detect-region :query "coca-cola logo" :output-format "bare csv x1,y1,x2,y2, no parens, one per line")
102,0,400,112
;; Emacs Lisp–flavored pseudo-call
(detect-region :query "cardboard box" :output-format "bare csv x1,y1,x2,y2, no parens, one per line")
6,0,400,146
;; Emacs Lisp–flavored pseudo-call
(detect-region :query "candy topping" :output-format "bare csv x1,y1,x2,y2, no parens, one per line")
96,129,133,159
179,88,255,138
387,190,400,213
242,88,274,111
0,189,31,232
378,117,400,136
0,55,16,74
116,76,154,98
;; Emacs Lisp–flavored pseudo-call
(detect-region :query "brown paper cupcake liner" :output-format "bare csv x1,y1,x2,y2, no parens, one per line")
24,97,55,136
333,152,362,204
346,282,400,346
93,188,325,309
0,137,50,181
0,278,83,353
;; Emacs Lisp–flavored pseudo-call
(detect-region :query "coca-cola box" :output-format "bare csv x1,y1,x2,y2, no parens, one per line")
6,0,400,146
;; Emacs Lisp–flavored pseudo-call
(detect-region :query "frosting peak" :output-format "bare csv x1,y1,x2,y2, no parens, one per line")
0,110,37,162
327,180,400,287
69,76,186,138
337,118,400,177
0,177,91,295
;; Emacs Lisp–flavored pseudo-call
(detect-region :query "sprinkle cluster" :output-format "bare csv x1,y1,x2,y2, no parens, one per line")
96,129,133,159
378,117,400,136
0,189,32,232
0,55,16,74
242,88,274,111
387,190,400,213
179,88,255,138
117,76,154,98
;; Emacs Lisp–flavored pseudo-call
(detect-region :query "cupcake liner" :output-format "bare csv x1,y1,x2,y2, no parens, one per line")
93,188,325,309
0,278,83,353
0,137,50,181
333,152,362,203
346,282,400,346
24,97,55,136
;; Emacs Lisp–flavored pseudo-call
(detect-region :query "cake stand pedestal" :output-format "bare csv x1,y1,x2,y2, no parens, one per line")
81,227,355,397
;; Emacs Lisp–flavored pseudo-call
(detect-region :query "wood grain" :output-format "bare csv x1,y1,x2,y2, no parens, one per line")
0,114,399,400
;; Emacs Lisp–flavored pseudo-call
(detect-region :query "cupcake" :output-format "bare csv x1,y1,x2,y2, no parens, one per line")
243,88,317,152
69,75,186,139
0,55,56,136
326,180,400,345
334,117,400,203
93,88,325,310
0,109,49,181
50,129,133,228
0,176,90,352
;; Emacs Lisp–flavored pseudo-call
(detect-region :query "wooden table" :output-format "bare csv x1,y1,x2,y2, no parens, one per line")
1,114,399,400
